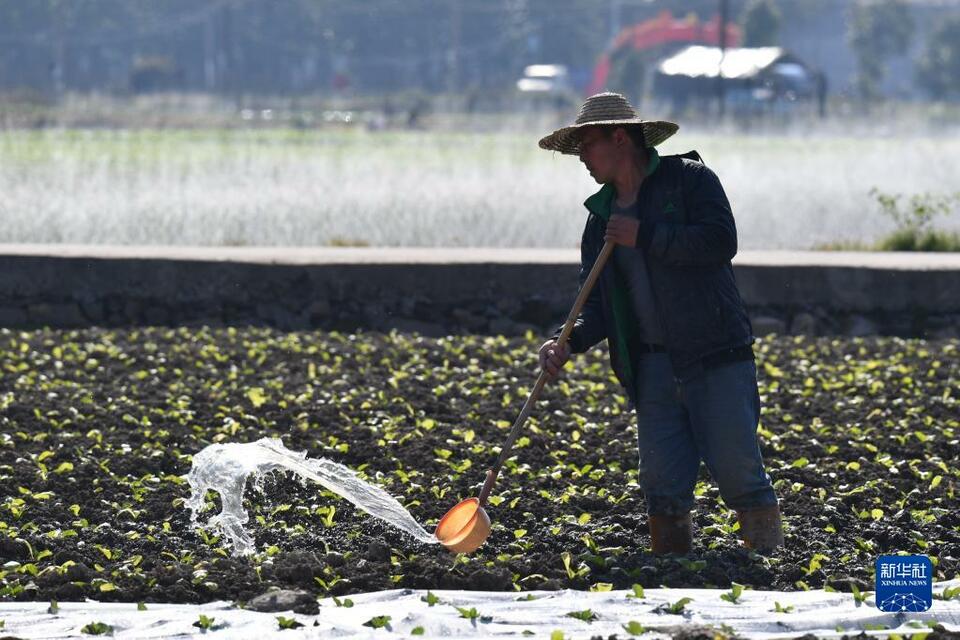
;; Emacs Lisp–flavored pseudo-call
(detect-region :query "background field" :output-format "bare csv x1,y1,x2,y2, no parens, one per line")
3,127,958,250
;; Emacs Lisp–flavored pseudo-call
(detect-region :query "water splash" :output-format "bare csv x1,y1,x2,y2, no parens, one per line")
185,437,438,555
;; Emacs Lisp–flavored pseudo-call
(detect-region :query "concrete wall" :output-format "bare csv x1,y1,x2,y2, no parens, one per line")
0,244,958,339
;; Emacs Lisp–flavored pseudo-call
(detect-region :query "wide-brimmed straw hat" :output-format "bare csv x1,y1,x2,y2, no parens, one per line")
538,91,678,155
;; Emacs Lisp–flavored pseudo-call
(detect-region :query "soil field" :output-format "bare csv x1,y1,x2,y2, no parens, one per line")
0,327,957,607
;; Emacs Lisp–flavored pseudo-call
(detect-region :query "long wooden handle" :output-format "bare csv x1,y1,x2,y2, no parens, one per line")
478,239,615,506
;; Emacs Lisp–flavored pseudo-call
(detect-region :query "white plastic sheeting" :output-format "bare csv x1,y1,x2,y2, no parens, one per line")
1,580,959,639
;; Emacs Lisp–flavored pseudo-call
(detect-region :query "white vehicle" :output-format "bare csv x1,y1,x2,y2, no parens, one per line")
516,64,572,94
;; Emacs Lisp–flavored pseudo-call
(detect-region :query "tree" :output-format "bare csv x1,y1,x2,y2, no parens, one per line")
741,0,782,47
915,14,960,100
848,0,914,101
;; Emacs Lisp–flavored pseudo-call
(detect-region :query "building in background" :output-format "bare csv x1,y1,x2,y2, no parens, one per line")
652,44,820,117
586,10,741,109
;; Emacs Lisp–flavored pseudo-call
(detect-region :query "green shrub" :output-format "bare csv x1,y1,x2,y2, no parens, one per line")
875,227,960,251
816,188,960,251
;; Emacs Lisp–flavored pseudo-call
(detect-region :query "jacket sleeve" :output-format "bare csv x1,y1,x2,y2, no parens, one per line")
634,162,738,266
551,221,607,354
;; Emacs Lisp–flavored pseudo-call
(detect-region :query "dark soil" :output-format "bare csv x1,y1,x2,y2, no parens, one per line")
0,326,957,610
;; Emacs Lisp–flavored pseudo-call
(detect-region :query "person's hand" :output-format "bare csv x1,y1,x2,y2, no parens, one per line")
604,213,639,247
539,339,571,383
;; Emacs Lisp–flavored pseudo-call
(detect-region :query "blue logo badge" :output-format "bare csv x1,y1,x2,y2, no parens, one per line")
875,555,932,612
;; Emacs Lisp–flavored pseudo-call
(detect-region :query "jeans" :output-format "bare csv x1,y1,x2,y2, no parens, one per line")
630,352,779,517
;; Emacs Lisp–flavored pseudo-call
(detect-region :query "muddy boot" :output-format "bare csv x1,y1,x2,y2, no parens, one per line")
735,502,785,552
647,512,693,555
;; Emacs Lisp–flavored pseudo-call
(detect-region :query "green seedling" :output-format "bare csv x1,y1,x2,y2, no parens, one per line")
455,606,492,624
676,557,707,571
565,609,597,622
276,616,303,630
456,606,480,620
935,585,960,600
193,614,225,631
314,574,346,593
660,597,693,615
622,621,646,635
851,583,872,607
720,582,745,604
81,621,113,635
802,553,830,576
560,551,590,579
363,615,391,630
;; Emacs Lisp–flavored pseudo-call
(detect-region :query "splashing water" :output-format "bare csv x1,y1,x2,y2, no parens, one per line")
185,437,439,555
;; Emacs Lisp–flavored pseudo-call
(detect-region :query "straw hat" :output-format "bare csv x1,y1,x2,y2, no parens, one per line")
538,91,678,155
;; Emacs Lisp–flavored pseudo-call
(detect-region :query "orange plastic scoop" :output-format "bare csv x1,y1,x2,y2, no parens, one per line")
435,240,616,553
434,496,491,553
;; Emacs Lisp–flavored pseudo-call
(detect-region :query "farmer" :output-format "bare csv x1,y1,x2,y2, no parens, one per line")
537,92,784,555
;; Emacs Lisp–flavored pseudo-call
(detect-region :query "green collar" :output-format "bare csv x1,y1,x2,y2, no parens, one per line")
583,146,660,220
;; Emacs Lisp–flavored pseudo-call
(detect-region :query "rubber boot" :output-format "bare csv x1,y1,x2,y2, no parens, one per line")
647,512,693,555
735,502,785,552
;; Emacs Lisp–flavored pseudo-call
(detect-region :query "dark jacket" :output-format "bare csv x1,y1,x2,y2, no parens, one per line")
551,147,755,407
